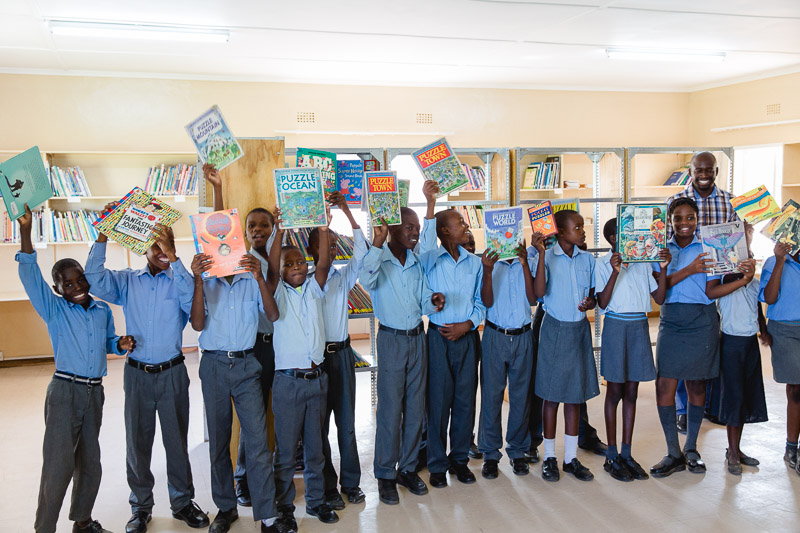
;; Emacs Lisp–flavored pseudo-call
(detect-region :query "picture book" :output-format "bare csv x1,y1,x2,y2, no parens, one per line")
699,221,748,275
484,207,524,260
273,167,328,229
364,159,379,172
761,202,800,255
616,203,667,262
297,148,337,195
730,185,781,224
184,105,243,170
550,198,580,213
336,159,363,206
0,146,52,220
365,171,401,226
92,187,182,255
398,179,410,208
190,209,247,279
412,137,469,197
527,201,557,237
663,167,689,186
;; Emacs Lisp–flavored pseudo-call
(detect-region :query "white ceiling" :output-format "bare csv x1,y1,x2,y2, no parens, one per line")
1,0,800,91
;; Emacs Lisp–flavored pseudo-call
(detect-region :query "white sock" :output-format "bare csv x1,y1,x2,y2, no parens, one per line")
262,518,276,527
564,434,578,463
544,438,556,459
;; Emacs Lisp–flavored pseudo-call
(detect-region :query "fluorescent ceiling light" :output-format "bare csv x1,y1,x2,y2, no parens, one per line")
606,47,725,63
47,20,229,43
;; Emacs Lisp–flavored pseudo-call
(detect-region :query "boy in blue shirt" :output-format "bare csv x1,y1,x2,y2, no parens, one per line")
16,204,134,533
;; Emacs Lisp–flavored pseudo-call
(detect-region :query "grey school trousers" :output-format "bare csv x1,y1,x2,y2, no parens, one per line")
373,328,427,479
321,344,361,491
35,377,103,533
273,371,328,509
478,326,533,461
199,351,276,521
124,359,194,513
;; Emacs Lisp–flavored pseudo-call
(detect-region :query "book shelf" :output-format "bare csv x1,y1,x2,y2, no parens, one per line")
781,143,800,205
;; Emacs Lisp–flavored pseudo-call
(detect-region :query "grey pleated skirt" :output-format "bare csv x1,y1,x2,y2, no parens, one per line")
655,303,720,380
601,313,656,383
767,320,800,384
535,314,599,404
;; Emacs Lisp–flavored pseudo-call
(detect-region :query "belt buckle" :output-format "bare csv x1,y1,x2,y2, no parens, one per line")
226,351,236,359
504,327,512,336
326,344,336,354
303,370,315,381
143,364,158,373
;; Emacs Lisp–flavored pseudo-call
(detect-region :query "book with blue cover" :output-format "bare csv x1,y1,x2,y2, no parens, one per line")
337,159,363,206
273,167,328,229
185,105,243,170
484,206,524,260
0,146,52,220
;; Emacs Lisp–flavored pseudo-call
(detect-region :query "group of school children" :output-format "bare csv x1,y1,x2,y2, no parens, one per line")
17,157,800,533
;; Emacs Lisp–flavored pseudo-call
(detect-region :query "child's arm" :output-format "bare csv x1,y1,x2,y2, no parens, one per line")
705,259,756,299
330,191,368,288
202,163,224,212
757,300,772,346
666,252,714,288
596,252,621,310
531,232,547,299
84,201,128,305
423,180,439,221
105,306,136,355
418,181,440,253
651,248,671,305
763,243,791,304
189,253,212,331
421,273,446,315
519,243,537,306
240,254,279,322
480,249,499,308
314,226,332,289
266,208,286,293
16,205,58,321
19,203,33,255
359,220,388,291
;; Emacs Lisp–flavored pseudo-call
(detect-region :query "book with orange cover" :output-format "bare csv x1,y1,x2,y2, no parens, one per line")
527,201,557,237
190,208,248,279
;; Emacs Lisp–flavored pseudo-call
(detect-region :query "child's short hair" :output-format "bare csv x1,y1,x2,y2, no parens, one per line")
307,228,338,253
246,207,275,225
281,244,302,255
603,218,617,245
52,258,82,285
668,197,699,217
554,209,580,230
434,209,459,239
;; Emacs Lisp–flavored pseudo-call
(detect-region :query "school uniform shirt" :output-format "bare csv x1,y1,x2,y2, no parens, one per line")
759,254,800,321
660,236,716,305
359,244,436,330
718,277,760,337
194,273,264,352
273,277,326,370
542,242,595,322
487,258,536,329
420,245,486,329
16,251,124,378
84,241,192,364
594,251,657,315
666,184,738,239
250,227,276,336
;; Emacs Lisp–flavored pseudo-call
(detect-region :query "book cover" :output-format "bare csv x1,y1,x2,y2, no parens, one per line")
700,221,748,275
617,203,667,262
190,209,247,279
398,179,410,208
274,167,328,229
550,198,580,213
336,159,363,206
0,146,52,220
761,204,800,255
185,106,243,171
527,201,557,237
297,148,337,195
731,185,782,224
92,187,182,255
365,171,401,226
412,138,469,197
663,168,688,186
484,207,524,260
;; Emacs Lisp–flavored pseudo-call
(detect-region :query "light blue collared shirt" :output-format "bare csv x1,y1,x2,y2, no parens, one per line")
486,258,536,329
594,252,657,315
359,244,436,330
542,242,595,322
84,241,192,364
16,251,123,377
420,245,486,328
196,273,264,352
249,242,275,336
526,245,544,304
273,277,326,369
719,278,760,336
661,236,716,305
759,255,800,322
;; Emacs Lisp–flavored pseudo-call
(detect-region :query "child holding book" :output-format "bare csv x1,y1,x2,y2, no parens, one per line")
16,204,135,533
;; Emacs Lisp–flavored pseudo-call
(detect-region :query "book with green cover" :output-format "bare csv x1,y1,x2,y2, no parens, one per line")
398,179,410,208
297,148,337,195
730,185,781,224
0,146,52,220
274,167,328,229
184,105,243,170
412,138,468,197
365,171,401,226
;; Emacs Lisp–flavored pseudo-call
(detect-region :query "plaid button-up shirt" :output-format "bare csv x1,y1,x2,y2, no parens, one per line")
666,183,739,238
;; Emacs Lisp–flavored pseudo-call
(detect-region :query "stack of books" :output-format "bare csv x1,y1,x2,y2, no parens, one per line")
457,205,485,228
347,283,373,315
521,158,560,190
49,166,92,197
144,164,198,196
283,228,355,261
460,164,486,191
663,167,690,186
2,208,100,243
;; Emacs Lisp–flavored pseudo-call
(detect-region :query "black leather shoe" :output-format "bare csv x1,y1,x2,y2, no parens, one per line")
324,489,345,510
377,478,399,505
603,456,633,482
684,449,706,473
621,456,649,480
525,448,540,464
235,478,252,507
676,414,687,434
468,441,483,460
306,503,339,524
126,512,151,533
209,509,238,533
650,454,686,478
173,501,210,528
563,458,594,481
277,506,297,532
482,460,499,479
429,472,448,488
73,521,111,533
579,439,607,456
784,447,797,469
342,486,366,504
510,457,529,476
542,457,560,482
448,463,477,484
398,470,429,495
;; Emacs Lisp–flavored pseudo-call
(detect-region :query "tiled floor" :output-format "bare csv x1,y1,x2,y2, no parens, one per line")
1,338,799,533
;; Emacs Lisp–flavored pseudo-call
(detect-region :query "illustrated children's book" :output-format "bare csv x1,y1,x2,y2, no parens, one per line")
273,167,328,229
616,203,667,262
484,207,524,260
0,146,52,220
761,200,800,255
730,185,781,224
412,138,469,197
184,105,244,170
365,171,401,226
398,179,410,208
297,148,337,195
527,201,557,237
337,159,363,206
190,209,247,279
699,221,748,275
364,159,379,172
93,187,182,255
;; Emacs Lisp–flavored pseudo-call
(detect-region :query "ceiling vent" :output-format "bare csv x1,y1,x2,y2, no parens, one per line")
766,103,781,116
416,112,433,124
296,111,315,124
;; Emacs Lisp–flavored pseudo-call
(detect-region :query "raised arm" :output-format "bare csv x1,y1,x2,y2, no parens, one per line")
240,254,279,322
16,205,58,321
314,226,332,289
666,252,713,288
202,163,224,212
266,208,286,293
519,243,537,306
85,201,128,304
532,233,547,299
650,248,671,305
596,253,621,310
480,249,499,308
189,253,211,331
763,243,791,304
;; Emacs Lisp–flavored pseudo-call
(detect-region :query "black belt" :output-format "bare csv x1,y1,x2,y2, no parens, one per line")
203,348,255,359
54,371,102,386
127,354,185,373
325,337,351,353
278,367,325,380
256,333,273,344
379,323,424,336
486,320,532,336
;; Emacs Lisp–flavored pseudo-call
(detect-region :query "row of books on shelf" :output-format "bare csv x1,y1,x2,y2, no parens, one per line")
347,283,373,315
48,166,92,197
460,164,487,191
2,208,100,243
457,205,485,228
521,159,560,190
283,227,356,261
144,164,198,196
663,167,691,186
